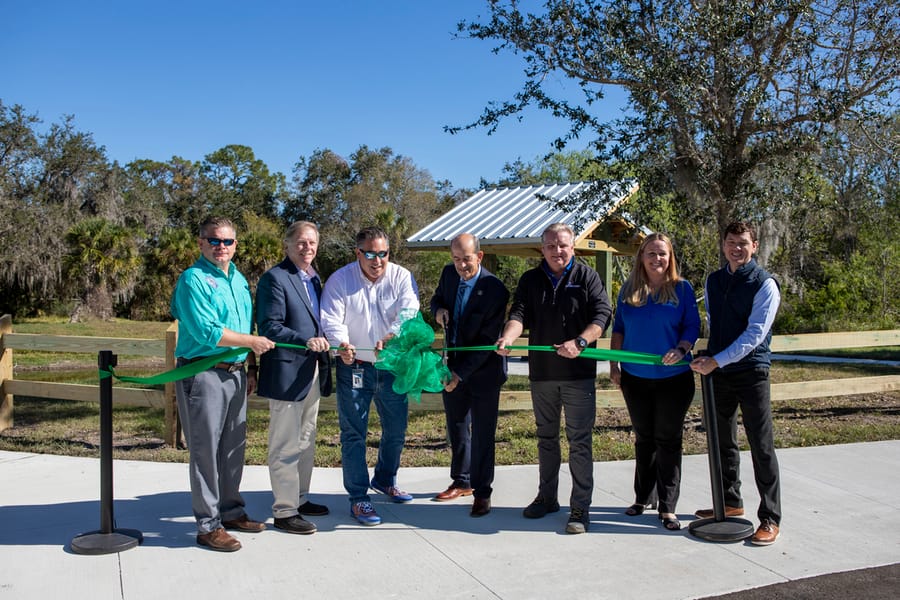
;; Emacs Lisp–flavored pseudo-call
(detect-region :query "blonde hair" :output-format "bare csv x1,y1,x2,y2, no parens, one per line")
620,233,681,307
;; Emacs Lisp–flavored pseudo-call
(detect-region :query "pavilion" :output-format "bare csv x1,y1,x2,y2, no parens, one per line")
406,181,647,283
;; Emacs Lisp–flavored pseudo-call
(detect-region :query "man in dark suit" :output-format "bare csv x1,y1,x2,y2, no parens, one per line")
256,221,333,535
430,233,509,517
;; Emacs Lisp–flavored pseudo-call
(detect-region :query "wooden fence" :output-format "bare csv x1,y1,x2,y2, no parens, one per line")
1,314,899,447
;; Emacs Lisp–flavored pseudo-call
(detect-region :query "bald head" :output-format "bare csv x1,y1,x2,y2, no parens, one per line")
450,233,483,281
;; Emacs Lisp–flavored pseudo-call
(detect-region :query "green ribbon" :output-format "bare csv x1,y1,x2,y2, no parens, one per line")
101,343,320,385
102,346,250,385
99,317,685,399
450,345,688,367
374,312,451,402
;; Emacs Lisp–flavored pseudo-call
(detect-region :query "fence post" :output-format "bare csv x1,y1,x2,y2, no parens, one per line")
0,314,13,432
164,321,179,447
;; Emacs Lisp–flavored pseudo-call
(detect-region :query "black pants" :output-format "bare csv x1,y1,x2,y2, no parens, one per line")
442,377,501,499
712,367,782,525
620,369,695,514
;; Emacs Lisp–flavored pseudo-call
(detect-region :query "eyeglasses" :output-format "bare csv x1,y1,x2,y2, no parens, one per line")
206,237,235,247
359,249,389,260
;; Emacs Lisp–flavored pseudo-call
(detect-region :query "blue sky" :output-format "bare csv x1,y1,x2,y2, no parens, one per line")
2,1,627,190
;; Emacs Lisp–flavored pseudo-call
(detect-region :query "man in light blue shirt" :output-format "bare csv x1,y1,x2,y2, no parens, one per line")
171,216,276,552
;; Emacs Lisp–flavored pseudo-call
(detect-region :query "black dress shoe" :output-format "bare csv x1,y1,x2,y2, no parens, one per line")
523,496,560,519
274,515,317,535
471,497,491,517
298,501,330,516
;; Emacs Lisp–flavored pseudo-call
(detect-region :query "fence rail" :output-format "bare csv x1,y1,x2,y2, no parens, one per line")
2,314,899,447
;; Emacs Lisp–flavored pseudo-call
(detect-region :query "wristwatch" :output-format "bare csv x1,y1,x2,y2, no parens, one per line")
574,336,588,351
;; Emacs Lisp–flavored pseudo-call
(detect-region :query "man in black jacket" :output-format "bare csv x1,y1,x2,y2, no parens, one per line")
431,233,510,517
497,223,612,534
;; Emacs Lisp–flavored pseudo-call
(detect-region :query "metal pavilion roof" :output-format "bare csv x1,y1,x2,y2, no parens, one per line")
407,180,643,257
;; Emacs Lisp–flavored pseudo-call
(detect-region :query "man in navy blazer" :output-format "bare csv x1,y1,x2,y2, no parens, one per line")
430,233,509,516
256,221,333,535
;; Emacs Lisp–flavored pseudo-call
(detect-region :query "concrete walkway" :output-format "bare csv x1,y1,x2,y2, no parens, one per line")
1,441,898,600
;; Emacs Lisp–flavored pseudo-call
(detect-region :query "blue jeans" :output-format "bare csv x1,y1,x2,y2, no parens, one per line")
336,361,409,503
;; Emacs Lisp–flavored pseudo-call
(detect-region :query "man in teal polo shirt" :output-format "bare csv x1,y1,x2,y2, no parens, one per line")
171,216,276,552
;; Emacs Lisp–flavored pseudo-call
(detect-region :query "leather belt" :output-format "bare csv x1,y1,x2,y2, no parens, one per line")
187,357,246,373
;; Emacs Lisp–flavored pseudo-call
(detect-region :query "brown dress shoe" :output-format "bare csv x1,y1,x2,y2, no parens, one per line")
694,505,744,519
434,485,474,502
197,527,241,552
750,520,779,545
222,514,266,532
470,497,491,517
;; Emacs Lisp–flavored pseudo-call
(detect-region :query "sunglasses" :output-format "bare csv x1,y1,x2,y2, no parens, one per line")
359,249,389,260
206,237,236,247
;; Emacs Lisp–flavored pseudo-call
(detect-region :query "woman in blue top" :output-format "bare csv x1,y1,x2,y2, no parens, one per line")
610,233,700,531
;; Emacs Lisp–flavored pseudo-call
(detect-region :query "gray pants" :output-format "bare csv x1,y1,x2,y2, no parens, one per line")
175,366,248,534
267,368,321,518
530,379,596,510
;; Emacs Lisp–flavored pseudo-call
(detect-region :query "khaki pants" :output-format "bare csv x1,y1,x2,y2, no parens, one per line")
266,367,321,518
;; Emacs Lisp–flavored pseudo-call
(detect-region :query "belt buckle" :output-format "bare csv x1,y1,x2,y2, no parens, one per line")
227,362,243,373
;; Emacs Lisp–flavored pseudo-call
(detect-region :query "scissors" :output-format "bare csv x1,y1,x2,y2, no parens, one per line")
441,321,449,367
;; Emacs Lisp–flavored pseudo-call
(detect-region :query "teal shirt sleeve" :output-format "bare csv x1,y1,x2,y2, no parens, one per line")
171,268,225,358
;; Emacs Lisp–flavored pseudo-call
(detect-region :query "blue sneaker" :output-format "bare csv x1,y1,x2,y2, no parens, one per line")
370,478,413,503
351,501,381,526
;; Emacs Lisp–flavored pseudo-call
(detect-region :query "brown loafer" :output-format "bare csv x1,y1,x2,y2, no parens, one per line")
222,514,266,532
750,520,779,545
694,505,744,519
471,497,491,517
434,485,474,502
197,527,241,552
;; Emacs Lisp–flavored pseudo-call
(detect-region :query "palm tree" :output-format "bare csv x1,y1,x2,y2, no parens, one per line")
63,218,142,320
128,227,197,320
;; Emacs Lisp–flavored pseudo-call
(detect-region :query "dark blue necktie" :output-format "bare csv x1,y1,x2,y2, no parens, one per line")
451,281,468,344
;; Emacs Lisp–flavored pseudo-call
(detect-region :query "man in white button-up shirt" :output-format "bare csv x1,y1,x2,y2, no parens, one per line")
320,226,420,526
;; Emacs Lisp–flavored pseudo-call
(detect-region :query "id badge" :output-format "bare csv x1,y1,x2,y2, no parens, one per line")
352,368,364,389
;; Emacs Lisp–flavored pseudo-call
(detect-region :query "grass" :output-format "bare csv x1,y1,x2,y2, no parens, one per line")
3,363,898,466
2,318,899,466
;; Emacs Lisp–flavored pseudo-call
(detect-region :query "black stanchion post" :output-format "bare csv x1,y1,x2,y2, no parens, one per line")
71,350,143,555
701,366,727,522
688,352,754,542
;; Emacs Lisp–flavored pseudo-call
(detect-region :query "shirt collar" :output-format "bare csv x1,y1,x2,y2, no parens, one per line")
541,257,574,285
198,255,233,278
297,265,318,281
460,267,482,287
